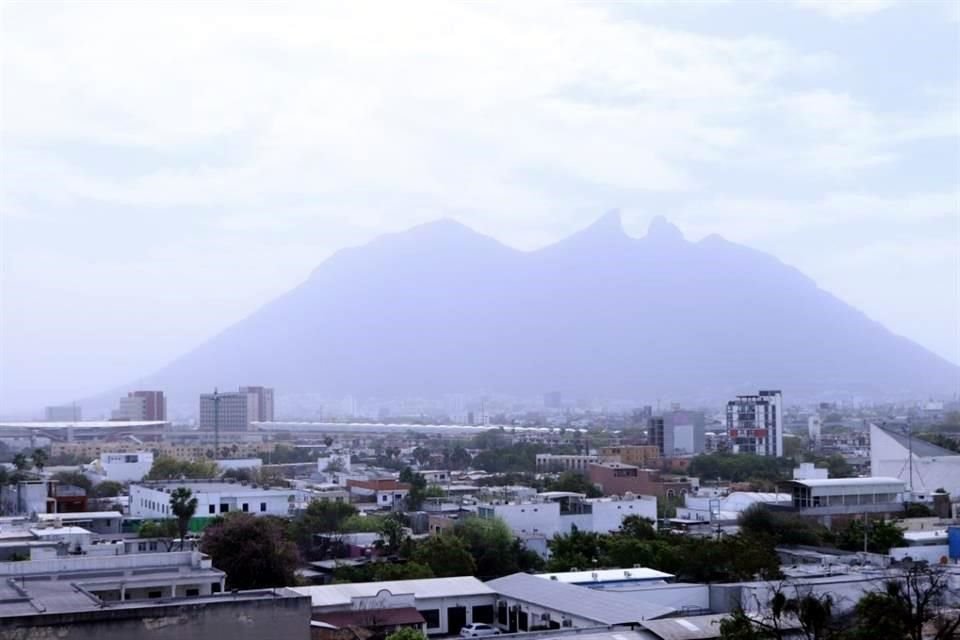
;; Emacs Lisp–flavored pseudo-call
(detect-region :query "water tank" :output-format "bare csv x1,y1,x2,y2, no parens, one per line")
947,526,960,560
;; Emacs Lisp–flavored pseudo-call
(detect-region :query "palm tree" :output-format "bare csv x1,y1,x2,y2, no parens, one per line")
169,488,198,551
32,449,48,472
12,453,28,472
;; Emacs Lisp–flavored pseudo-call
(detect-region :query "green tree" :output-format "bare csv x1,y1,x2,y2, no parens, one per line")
738,504,827,547
137,520,179,551
453,516,543,578
146,456,218,480
547,526,605,572
12,453,29,472
169,487,198,550
837,518,904,554
376,513,408,555
200,514,299,590
290,500,358,557
93,480,123,498
386,628,426,640
400,467,428,510
50,471,93,494
545,472,602,498
412,447,432,466
412,534,477,577
32,449,48,472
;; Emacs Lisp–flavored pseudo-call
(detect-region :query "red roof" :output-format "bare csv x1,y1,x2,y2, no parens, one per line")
315,607,424,628
347,479,411,492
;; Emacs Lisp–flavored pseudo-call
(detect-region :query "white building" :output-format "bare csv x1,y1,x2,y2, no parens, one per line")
44,405,81,422
726,390,783,457
88,451,154,483
534,454,599,473
808,416,822,441
292,576,496,636
793,462,828,481
870,423,960,500
676,491,791,523
130,481,299,519
478,493,657,548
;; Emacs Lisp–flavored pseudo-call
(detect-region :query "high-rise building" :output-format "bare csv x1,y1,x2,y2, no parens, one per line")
544,391,563,410
44,404,81,422
112,391,166,421
808,415,822,441
649,410,706,456
199,391,259,432
726,390,783,457
239,386,274,422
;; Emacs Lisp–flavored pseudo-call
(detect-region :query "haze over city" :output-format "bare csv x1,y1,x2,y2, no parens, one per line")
2,1,958,415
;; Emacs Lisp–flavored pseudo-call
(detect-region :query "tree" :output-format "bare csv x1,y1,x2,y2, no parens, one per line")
290,500,358,557
137,520,179,551
169,487,198,550
201,514,299,590
50,471,93,494
400,467,428,510
146,456,217,480
412,447,432,466
547,526,605,572
738,504,827,547
545,472,602,498
386,628,426,640
376,513,408,555
837,518,904,554
447,446,472,470
12,453,28,472
32,449,48,472
412,534,477,577
848,565,960,640
453,516,543,578
93,480,123,498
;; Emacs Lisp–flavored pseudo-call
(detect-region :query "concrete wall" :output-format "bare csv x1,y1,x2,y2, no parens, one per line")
0,594,311,640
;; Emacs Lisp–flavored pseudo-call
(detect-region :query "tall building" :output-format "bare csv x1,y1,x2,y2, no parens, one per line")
239,386,274,422
112,390,166,421
44,404,81,421
726,390,783,457
649,411,705,456
199,391,259,432
808,415,822,441
544,391,563,410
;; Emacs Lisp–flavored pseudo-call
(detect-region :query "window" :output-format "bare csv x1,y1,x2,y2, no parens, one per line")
209,505,215,514
420,610,440,629
220,503,228,513
186,588,199,597
473,605,494,624
260,502,267,512
242,503,249,512
148,591,162,599
211,583,222,593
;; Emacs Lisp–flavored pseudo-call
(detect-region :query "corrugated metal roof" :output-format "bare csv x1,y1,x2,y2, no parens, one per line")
641,614,728,640
291,576,494,608
874,424,960,458
486,572,673,623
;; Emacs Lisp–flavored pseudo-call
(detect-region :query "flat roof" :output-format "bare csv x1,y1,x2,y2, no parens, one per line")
487,572,673,623
134,482,295,495
535,568,674,583
641,614,730,640
290,576,494,608
37,511,122,521
784,477,904,488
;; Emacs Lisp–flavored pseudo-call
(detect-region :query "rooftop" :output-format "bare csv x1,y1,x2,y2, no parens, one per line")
783,477,905,488
0,421,168,430
873,424,960,458
534,568,674,584
486,572,673,623
290,576,494,608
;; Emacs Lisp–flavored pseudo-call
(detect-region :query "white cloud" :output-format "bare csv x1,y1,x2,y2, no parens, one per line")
791,0,897,19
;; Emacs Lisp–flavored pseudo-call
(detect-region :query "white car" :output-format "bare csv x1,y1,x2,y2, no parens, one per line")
460,623,502,637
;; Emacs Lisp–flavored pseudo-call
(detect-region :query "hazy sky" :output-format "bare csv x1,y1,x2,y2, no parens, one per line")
1,1,958,414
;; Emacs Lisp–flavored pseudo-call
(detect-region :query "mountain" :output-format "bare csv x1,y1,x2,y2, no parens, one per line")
105,213,958,410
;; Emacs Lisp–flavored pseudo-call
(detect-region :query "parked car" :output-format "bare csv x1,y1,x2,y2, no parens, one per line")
460,623,502,637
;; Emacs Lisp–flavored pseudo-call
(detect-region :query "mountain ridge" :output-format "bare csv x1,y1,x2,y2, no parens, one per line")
89,213,959,413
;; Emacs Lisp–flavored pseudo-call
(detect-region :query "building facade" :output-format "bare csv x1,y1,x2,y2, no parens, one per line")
113,391,166,421
649,411,705,457
199,391,259,432
130,481,299,520
598,445,660,467
239,386,274,422
726,390,783,457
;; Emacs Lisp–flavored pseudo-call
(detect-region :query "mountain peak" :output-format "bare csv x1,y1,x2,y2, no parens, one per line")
645,215,685,243
573,209,629,240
